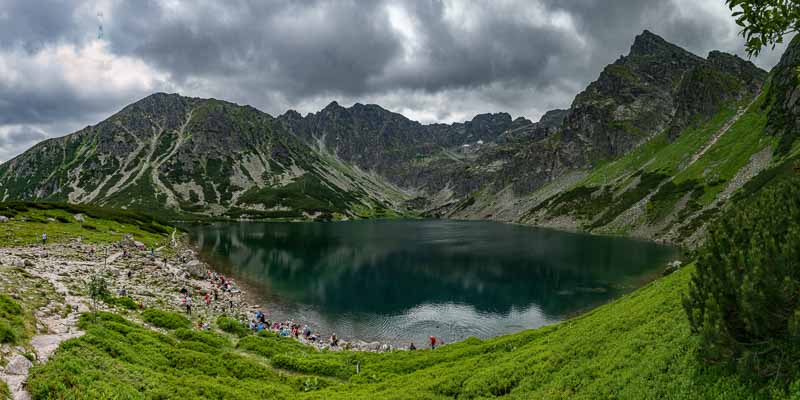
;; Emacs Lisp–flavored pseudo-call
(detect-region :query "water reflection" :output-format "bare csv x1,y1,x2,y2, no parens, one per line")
187,220,674,344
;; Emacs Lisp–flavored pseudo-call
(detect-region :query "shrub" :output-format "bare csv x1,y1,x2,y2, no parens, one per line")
141,308,190,330
684,177,800,382
0,294,24,344
0,320,19,344
104,296,138,310
216,315,250,338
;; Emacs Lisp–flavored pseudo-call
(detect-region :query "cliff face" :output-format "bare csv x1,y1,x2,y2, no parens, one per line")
763,35,800,156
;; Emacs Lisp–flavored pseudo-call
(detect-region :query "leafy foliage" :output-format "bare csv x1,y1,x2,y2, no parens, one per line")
727,0,800,57
684,177,800,382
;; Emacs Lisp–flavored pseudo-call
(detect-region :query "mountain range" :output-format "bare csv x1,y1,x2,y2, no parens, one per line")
2,30,799,246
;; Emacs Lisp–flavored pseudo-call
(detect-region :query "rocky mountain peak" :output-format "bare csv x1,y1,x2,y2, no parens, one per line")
629,30,691,59
322,100,343,112
706,50,767,89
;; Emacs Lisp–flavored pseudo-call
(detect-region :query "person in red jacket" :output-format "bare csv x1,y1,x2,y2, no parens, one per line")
429,336,436,349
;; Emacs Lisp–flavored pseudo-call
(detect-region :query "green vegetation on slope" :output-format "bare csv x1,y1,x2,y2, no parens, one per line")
0,294,24,345
0,202,173,247
27,264,800,399
685,176,800,382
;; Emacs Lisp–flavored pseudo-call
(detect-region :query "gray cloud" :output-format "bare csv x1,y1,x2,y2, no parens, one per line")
0,125,50,162
0,0,792,162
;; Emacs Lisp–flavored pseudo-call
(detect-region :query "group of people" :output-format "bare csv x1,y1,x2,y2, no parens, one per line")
248,310,340,347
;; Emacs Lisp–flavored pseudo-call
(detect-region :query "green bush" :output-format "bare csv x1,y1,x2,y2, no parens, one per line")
216,315,250,337
684,177,800,382
141,308,190,330
0,294,24,344
0,320,19,344
0,380,9,400
104,295,138,310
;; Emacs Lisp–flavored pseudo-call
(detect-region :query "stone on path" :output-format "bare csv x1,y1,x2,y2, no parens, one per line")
3,355,32,376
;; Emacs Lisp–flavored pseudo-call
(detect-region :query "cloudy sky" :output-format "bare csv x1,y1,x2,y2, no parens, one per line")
0,0,792,162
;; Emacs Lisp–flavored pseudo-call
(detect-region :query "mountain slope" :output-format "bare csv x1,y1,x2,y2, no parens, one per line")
0,30,787,246
0,94,410,220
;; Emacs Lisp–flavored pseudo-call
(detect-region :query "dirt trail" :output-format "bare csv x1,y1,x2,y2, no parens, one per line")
0,253,89,400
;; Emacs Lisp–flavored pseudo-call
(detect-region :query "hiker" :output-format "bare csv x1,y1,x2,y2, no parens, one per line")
42,232,47,246
185,296,193,316
204,292,211,306
330,333,339,347
409,342,416,350
180,287,188,296
429,336,437,350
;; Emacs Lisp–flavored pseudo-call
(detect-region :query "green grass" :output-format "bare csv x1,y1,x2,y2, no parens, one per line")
583,132,670,186
671,92,773,204
0,202,173,247
27,312,312,399
26,265,800,399
0,267,61,348
0,294,24,344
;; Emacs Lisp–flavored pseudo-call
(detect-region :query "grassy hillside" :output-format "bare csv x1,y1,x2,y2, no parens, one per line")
0,202,174,247
517,90,777,243
24,263,796,399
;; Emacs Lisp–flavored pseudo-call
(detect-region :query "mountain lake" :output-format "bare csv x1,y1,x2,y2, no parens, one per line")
186,220,676,346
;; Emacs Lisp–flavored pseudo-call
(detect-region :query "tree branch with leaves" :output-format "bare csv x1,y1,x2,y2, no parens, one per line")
727,0,800,57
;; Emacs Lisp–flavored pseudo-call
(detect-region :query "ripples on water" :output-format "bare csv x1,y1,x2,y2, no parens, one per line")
187,220,675,346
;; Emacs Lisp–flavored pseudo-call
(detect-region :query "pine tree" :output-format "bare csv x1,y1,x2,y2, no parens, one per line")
684,176,800,381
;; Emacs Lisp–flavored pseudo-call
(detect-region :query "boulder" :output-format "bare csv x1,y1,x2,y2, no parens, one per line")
73,213,86,223
184,260,206,279
47,217,56,222
4,354,32,375
0,216,8,223
662,260,683,276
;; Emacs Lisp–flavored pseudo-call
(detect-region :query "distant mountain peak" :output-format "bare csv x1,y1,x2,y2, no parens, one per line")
628,29,699,60
323,100,342,111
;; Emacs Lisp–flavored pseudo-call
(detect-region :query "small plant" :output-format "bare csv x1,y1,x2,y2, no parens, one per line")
87,274,109,320
303,377,320,392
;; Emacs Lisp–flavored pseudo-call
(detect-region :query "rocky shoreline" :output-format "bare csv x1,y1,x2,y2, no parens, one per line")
0,235,401,391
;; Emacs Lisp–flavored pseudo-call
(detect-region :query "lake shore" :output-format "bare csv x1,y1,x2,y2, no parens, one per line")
0,236,401,353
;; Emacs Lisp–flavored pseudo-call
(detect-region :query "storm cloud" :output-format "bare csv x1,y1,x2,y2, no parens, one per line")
0,0,792,162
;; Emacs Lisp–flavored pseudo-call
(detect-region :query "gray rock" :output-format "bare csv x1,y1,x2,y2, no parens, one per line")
5,354,33,375
183,260,206,279
73,213,86,223
0,215,8,223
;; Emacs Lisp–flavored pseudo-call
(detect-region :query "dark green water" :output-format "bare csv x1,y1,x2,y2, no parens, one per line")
187,220,675,345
